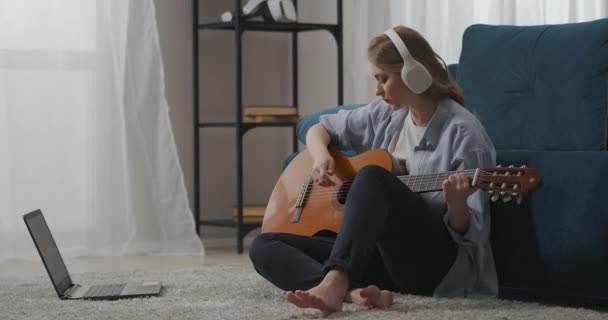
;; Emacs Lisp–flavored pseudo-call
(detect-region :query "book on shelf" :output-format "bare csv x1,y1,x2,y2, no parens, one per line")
243,114,300,123
232,205,266,223
244,106,297,116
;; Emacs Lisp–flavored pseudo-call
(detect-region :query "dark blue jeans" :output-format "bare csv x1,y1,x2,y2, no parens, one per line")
249,165,457,296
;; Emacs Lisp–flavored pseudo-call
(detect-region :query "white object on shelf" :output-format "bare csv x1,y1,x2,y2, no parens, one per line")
220,0,297,23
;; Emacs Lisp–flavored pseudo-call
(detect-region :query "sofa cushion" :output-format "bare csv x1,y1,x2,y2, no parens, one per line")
447,63,458,79
458,19,608,151
296,104,364,145
492,150,608,299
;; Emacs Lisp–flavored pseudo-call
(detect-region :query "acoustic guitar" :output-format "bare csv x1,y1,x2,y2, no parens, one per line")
261,147,541,237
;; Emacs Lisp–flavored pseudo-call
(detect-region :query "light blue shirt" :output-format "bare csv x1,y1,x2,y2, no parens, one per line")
319,98,498,298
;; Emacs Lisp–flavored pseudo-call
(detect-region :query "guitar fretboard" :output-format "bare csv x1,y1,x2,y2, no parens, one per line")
397,169,478,193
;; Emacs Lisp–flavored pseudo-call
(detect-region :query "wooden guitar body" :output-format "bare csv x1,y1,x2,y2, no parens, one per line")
261,148,392,236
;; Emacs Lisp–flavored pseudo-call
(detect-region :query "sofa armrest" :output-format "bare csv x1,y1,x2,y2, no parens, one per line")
296,104,365,144
283,104,365,170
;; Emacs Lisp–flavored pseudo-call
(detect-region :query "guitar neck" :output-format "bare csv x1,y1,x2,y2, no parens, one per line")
398,169,478,193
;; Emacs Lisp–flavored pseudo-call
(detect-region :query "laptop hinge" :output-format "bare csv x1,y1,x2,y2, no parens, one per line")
64,284,81,298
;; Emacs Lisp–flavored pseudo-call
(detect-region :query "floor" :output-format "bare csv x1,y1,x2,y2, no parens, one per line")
0,245,250,279
3,243,607,320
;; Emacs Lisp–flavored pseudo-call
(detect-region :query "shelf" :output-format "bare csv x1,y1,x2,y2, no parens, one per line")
193,0,343,253
233,205,265,224
199,120,299,128
198,21,339,34
200,205,265,228
243,115,299,123
244,106,297,116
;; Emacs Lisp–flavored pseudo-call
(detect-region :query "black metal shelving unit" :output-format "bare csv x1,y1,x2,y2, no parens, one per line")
193,0,343,253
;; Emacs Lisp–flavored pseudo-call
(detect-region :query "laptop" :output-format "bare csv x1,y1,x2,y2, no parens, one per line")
23,209,162,300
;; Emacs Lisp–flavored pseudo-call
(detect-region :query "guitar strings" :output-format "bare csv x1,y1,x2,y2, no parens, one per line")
303,172,506,194
299,172,513,201
303,172,487,198
303,169,484,197
299,177,519,202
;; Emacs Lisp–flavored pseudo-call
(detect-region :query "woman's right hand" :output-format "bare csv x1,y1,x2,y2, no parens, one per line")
311,151,336,186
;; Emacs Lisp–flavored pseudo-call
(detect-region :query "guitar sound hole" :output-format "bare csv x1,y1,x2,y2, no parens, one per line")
337,183,350,204
313,230,337,238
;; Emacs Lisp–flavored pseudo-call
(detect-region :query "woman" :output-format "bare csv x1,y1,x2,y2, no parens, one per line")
249,25,498,316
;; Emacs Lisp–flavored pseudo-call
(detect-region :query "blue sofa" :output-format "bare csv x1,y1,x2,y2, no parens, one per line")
291,18,608,306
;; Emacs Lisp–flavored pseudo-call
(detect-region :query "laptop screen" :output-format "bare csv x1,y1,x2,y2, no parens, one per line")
23,210,73,296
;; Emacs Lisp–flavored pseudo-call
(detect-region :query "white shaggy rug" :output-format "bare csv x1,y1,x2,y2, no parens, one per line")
1,265,606,320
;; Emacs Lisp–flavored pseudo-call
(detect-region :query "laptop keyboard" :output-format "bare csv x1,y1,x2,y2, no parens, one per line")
85,283,126,297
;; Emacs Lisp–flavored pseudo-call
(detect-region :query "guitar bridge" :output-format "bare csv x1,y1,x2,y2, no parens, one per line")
292,207,303,223
292,176,313,223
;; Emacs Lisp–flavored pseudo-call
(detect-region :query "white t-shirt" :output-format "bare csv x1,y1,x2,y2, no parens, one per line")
389,112,427,175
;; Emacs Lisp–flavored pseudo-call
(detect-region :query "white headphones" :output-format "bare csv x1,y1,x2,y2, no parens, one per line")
222,0,296,23
383,28,432,94
264,0,296,22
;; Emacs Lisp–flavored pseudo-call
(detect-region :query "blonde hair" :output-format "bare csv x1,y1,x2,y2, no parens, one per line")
368,26,464,105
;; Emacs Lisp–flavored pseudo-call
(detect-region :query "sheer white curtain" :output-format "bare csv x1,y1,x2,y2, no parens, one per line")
0,0,204,259
345,0,608,104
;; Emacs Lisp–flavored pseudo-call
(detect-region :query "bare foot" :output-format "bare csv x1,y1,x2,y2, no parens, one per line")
286,286,344,316
348,285,393,309
346,288,372,309
285,270,349,316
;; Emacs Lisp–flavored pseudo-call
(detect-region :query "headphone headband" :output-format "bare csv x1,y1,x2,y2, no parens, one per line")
384,28,413,63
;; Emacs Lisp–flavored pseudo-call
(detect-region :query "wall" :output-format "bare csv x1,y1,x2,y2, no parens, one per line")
154,0,339,245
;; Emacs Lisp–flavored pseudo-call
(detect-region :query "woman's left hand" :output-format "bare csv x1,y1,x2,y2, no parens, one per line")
442,172,476,205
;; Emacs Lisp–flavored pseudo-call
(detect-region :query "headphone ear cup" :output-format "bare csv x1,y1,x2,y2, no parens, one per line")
279,0,297,21
402,61,432,94
400,66,409,87
384,28,433,94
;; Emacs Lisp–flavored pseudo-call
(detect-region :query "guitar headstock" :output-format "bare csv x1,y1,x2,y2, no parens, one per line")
474,165,541,204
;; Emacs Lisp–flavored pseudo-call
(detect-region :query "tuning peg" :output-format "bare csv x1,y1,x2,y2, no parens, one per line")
499,191,512,202
511,192,519,197
509,165,515,168
491,194,500,202
517,165,527,176
516,194,523,205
